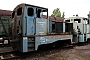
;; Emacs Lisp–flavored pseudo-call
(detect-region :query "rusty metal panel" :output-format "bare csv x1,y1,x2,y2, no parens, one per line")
35,18,48,35
56,35,72,39
49,20,52,33
35,34,73,50
42,15,64,22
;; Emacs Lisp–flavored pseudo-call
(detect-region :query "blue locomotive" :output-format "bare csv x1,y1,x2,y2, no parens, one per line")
10,3,73,52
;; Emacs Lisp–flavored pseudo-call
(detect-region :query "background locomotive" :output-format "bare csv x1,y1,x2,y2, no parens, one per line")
65,17,90,43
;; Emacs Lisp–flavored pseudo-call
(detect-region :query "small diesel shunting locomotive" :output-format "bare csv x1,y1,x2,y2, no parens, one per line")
10,3,73,52
65,17,90,43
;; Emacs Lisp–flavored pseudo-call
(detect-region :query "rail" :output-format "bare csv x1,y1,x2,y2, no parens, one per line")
0,51,20,60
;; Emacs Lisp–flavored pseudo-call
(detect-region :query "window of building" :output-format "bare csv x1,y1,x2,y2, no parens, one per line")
12,11,15,18
28,8,34,16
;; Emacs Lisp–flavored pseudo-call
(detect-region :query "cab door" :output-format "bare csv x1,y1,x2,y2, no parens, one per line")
25,6,36,35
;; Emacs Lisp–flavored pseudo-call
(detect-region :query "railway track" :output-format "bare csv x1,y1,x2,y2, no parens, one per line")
0,45,75,60
0,51,20,60
0,42,89,60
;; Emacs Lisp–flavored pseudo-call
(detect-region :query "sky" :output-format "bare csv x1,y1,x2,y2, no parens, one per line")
0,0,90,18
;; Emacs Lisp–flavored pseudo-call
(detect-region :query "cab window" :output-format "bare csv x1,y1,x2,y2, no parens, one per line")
17,7,22,16
37,9,41,18
74,19,81,23
12,11,15,18
28,8,34,16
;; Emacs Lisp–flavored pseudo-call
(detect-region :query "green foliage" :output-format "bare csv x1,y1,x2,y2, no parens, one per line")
87,14,90,17
51,8,61,17
62,12,65,18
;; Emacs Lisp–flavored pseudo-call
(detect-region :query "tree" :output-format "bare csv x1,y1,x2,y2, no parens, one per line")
51,8,61,17
62,12,65,18
87,14,90,18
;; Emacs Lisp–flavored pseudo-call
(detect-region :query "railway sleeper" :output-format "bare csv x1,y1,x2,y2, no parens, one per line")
0,53,19,60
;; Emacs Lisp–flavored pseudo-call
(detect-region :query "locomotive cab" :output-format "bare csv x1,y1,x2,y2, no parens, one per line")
11,3,49,52
11,4,48,36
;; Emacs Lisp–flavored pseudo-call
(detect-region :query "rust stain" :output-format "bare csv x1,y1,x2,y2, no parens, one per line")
42,15,64,22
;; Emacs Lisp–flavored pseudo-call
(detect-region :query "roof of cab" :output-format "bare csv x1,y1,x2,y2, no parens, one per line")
25,3,48,9
13,3,48,12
